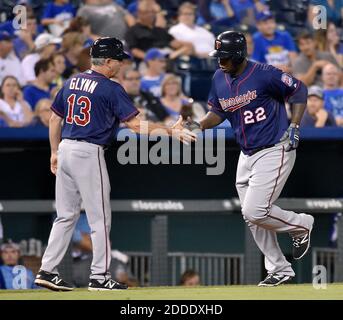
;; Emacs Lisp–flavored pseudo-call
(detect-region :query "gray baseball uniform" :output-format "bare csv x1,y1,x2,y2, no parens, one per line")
236,140,313,276
40,67,139,282
41,140,112,280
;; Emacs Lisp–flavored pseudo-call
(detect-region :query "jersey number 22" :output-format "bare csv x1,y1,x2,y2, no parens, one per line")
66,94,91,126
243,107,266,125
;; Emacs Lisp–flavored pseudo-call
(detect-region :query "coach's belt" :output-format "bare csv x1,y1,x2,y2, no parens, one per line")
249,144,275,156
74,139,106,149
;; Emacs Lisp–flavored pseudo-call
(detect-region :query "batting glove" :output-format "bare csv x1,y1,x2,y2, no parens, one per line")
184,116,201,131
282,123,300,152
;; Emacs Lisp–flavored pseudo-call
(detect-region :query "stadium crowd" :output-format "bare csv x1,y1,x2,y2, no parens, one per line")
0,0,343,130
1,0,343,289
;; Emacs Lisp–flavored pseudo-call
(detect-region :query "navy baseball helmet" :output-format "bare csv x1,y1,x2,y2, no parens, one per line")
209,31,247,64
90,37,130,60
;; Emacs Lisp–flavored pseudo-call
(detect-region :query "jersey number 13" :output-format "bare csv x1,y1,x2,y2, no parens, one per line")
66,94,91,126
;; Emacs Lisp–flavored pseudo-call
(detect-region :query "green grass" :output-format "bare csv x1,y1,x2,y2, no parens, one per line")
0,284,342,300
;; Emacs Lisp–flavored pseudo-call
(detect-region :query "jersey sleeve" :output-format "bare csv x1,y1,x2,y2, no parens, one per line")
51,87,65,118
207,81,226,119
112,85,139,122
267,67,302,102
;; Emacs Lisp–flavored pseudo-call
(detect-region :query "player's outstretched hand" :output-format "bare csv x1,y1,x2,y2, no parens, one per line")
184,116,201,131
172,116,197,145
283,123,300,152
50,153,58,175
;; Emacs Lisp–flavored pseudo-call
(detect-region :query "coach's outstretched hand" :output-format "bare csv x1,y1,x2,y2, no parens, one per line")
172,116,198,145
282,123,300,152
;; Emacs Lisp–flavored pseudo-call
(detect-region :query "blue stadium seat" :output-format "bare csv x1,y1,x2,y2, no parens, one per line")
173,56,216,101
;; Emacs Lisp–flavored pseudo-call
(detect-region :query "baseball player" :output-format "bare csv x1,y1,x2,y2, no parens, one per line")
186,31,314,286
34,37,196,291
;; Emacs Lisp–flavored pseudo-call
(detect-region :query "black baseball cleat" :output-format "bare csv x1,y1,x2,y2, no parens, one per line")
35,270,74,291
292,216,314,260
88,278,128,291
258,273,293,287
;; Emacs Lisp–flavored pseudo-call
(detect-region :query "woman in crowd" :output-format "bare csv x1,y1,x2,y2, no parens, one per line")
52,52,66,88
32,98,52,128
60,32,85,79
63,16,99,47
315,21,343,67
0,76,33,127
160,74,206,124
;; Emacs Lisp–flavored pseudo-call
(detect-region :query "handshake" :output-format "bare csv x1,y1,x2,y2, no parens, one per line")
171,116,201,145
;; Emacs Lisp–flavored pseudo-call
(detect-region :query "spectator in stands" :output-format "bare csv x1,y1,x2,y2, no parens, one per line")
71,213,138,287
0,76,33,127
52,52,66,88
41,0,76,37
231,0,269,25
315,22,343,67
63,16,100,47
23,59,56,110
169,2,216,58
292,31,339,87
0,32,22,86
125,0,194,61
160,74,206,123
252,10,297,72
0,241,38,289
197,0,268,28
180,269,200,286
21,33,61,84
122,68,170,123
301,85,336,127
140,48,167,97
308,0,343,27
60,32,85,79
32,98,52,128
12,13,38,60
0,3,42,37
197,0,235,26
111,57,134,84
77,0,135,40
322,63,343,126
244,31,254,59
0,216,3,245
127,0,167,28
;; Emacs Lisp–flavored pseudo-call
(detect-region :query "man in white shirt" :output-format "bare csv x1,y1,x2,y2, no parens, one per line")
168,2,215,58
21,33,61,84
0,32,22,86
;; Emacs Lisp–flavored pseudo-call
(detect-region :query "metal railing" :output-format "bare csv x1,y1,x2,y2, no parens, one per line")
126,251,244,286
127,252,152,287
2,199,343,284
312,247,338,283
